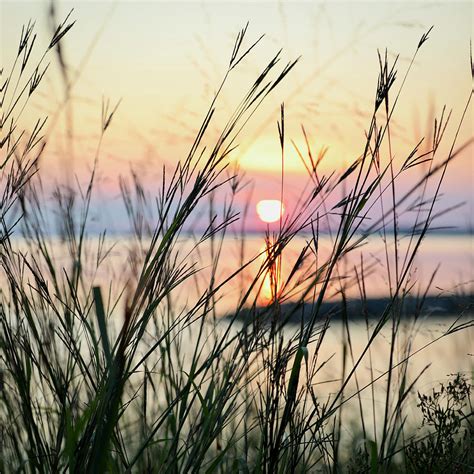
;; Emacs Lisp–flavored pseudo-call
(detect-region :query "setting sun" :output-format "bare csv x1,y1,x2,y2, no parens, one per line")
256,200,285,223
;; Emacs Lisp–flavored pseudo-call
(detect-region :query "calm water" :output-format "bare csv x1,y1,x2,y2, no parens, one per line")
228,315,472,439
5,232,474,434
12,232,472,310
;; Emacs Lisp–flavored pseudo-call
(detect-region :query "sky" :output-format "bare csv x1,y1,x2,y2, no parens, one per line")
1,0,473,232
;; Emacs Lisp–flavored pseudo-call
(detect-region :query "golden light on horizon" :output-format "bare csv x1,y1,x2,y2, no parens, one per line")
256,200,285,223
258,240,283,305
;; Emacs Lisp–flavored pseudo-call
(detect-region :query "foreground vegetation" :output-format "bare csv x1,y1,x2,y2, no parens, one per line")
1,14,473,472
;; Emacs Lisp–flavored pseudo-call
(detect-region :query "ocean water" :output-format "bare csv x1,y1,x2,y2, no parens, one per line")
3,232,473,438
9,232,472,310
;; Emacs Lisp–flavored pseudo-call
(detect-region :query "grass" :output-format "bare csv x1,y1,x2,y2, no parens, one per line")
1,13,473,473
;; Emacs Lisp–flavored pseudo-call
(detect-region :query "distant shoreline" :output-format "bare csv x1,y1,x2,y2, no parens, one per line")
228,294,474,324
7,228,474,240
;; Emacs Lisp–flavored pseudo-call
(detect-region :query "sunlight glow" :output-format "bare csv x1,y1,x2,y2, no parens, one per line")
256,200,285,223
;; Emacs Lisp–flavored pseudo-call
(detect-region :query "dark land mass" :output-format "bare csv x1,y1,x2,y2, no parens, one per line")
228,294,474,325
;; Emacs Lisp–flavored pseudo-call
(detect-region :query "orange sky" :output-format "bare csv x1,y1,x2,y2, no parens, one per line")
2,1,473,230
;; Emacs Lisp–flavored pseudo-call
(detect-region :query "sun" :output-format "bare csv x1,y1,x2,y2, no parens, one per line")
256,200,285,223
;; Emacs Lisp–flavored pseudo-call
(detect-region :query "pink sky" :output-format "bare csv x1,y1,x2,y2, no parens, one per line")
2,1,473,231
